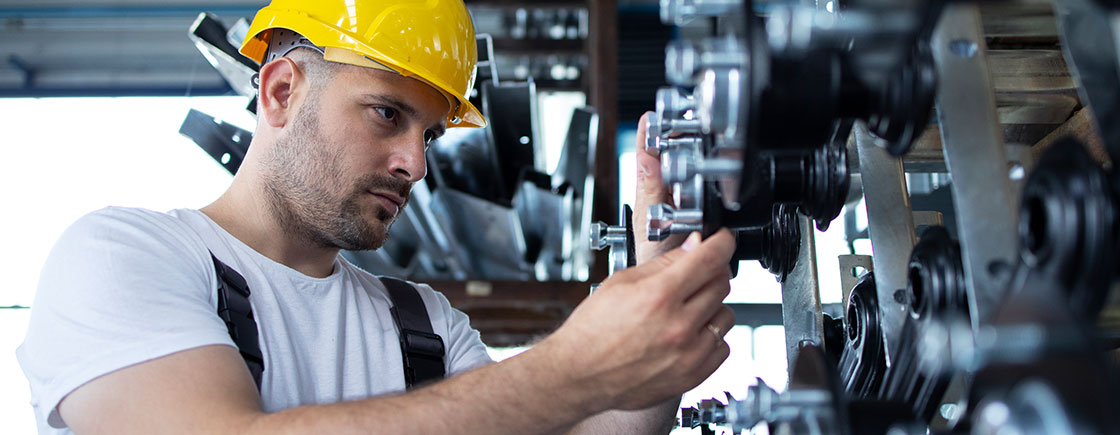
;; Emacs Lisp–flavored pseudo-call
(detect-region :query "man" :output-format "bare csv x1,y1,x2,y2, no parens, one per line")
18,0,736,433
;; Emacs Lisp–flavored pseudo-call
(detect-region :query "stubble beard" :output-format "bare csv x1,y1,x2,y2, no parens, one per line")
261,95,411,252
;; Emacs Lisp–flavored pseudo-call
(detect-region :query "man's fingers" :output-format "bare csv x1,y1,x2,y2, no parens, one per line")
633,111,682,264
706,305,736,340
648,229,737,300
679,272,732,325
694,341,731,385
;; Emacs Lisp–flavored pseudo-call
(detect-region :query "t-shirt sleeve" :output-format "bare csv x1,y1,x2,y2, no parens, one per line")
15,207,235,429
414,284,494,375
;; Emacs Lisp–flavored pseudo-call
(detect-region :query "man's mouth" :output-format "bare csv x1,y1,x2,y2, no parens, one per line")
368,191,404,216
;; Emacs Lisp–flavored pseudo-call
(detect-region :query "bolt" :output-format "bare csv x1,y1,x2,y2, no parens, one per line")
662,150,697,183
648,204,703,241
649,135,704,153
590,221,627,250
663,151,742,183
590,221,609,249
665,40,701,85
645,117,663,152
648,204,674,237
698,157,743,176
657,86,696,116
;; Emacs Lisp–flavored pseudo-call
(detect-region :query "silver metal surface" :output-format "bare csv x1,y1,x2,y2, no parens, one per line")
648,203,704,241
590,222,630,275
912,211,945,229
648,136,703,153
553,107,599,282
514,180,575,280
696,66,743,141
662,149,743,183
779,215,825,375
401,181,471,279
854,121,916,367
837,254,873,312
660,0,743,26
932,4,1020,328
430,188,532,280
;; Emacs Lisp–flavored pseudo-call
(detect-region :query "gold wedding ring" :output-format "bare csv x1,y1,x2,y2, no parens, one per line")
706,323,723,344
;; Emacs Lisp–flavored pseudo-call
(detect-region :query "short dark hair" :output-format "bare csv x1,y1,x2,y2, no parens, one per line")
284,47,342,88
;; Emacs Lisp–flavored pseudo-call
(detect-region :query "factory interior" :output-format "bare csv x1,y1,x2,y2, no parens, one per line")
3,0,1120,433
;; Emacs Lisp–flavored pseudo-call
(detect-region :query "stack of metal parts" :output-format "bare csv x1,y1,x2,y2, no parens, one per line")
179,13,599,281
591,0,1120,433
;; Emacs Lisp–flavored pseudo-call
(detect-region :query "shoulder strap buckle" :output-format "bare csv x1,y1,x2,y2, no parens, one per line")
381,276,447,389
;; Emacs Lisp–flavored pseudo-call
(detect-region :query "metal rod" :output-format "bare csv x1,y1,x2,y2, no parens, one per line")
854,121,916,367
932,4,1019,328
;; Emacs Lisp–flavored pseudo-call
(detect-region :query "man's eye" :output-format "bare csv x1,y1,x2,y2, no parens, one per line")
375,107,398,121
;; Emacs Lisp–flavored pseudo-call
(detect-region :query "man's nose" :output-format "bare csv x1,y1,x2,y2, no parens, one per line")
387,134,428,182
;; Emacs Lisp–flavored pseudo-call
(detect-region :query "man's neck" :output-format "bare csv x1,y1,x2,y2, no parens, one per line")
201,180,340,278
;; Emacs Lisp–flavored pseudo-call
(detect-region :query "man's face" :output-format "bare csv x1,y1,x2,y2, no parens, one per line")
262,62,450,251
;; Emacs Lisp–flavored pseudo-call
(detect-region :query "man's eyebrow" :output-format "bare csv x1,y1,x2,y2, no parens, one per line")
364,94,418,117
364,93,447,136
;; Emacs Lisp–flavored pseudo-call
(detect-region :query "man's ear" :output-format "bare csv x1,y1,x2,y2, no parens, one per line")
257,57,305,129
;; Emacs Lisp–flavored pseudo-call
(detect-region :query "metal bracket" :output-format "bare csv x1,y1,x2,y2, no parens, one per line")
932,4,1020,328
854,121,916,367
837,254,873,312
178,109,251,175
779,215,825,375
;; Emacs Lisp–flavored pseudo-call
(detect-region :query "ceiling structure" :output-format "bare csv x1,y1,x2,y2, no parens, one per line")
0,0,628,98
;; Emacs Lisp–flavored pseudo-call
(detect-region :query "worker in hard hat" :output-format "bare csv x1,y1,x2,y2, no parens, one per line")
18,1,735,433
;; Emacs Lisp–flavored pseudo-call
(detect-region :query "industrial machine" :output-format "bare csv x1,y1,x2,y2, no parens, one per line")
595,0,1120,433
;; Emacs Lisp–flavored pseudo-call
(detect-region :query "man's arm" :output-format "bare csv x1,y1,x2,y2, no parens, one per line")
59,340,599,434
60,228,736,435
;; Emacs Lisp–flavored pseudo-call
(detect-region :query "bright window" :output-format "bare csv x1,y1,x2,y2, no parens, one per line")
0,96,245,433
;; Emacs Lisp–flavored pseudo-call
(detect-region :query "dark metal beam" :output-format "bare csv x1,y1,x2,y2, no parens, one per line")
0,85,233,98
588,0,619,282
0,5,262,19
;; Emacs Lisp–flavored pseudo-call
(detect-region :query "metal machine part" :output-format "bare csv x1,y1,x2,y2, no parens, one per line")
854,122,916,367
661,0,940,156
679,346,850,434
651,130,850,238
779,214,826,371
907,226,967,321
932,3,1021,329
651,0,938,286
514,172,576,281
552,107,599,282
430,188,532,280
875,227,970,422
731,205,801,281
178,108,251,175
1015,139,1118,319
972,380,1081,435
659,0,1120,433
837,272,887,399
590,205,637,277
966,294,1120,434
1054,0,1120,165
188,13,259,99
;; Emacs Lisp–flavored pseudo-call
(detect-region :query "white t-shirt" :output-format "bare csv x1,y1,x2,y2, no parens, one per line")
17,207,494,433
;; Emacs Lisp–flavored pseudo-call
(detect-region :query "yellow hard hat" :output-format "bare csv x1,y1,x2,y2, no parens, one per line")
240,0,486,128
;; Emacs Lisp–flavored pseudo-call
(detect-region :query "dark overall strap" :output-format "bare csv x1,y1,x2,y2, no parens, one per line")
211,252,264,390
380,276,446,389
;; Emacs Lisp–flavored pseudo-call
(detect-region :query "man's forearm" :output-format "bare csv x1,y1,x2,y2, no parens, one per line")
247,339,607,435
564,397,679,435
